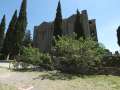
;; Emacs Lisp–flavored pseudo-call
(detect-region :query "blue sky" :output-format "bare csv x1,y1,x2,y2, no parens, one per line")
0,0,120,52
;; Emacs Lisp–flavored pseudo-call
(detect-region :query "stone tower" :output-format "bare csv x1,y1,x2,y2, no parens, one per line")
33,10,98,52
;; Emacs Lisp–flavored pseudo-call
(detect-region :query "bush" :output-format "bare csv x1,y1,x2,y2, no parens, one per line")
53,34,106,74
15,46,53,70
102,55,120,67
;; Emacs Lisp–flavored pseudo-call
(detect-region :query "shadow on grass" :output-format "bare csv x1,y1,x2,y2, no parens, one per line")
10,66,120,81
32,67,120,81
11,67,48,72
32,71,86,81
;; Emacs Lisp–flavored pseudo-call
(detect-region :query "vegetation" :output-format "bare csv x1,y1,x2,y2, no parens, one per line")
53,0,63,39
117,26,120,46
23,30,32,47
12,0,27,56
102,56,120,67
14,46,53,70
53,34,106,74
0,15,6,52
1,10,17,59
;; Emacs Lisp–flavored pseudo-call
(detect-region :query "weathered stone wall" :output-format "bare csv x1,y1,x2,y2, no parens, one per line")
81,10,91,37
89,19,98,41
33,22,53,52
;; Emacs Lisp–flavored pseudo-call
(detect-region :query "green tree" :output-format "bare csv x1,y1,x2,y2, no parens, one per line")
2,10,17,58
0,15,6,52
54,34,106,74
74,9,84,39
117,26,120,46
13,0,27,56
23,30,32,47
53,0,63,39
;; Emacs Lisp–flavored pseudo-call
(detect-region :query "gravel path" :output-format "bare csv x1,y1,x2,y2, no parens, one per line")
0,62,35,90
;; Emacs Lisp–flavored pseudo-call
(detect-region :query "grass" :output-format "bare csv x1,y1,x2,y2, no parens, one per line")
0,83,17,90
29,71,120,90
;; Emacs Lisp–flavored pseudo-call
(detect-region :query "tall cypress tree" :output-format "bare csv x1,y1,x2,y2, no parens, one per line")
2,10,17,58
0,15,6,51
53,0,63,39
117,26,120,47
13,0,27,56
74,9,84,39
23,30,32,47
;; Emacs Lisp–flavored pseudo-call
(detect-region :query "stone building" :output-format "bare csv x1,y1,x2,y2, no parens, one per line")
33,10,98,52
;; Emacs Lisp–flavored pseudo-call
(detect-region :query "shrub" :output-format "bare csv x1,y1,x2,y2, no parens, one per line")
102,56,120,67
15,46,53,70
53,34,106,74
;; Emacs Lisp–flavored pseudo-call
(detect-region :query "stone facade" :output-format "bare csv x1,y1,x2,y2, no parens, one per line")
33,10,98,52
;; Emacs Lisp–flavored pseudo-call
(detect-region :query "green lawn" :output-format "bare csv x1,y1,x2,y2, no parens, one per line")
0,83,17,90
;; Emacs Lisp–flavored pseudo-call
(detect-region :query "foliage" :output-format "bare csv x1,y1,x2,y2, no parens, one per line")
53,0,63,39
17,46,53,70
74,10,84,39
102,55,120,67
12,0,27,56
1,10,17,59
23,30,32,47
53,34,106,74
117,26,120,46
0,15,6,52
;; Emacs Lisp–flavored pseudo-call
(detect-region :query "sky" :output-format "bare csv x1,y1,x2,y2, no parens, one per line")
0,0,120,52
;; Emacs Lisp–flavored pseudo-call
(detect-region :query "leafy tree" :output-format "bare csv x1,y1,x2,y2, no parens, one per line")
117,26,120,46
2,10,17,58
53,34,106,74
74,9,84,39
13,0,27,56
23,30,32,47
53,0,63,39
0,15,6,52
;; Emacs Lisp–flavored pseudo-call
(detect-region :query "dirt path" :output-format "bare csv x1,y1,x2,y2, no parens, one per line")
0,70,35,90
0,62,35,90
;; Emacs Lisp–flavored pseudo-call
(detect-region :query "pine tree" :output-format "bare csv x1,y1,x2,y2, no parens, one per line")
53,0,63,39
13,0,27,56
74,9,84,39
2,10,17,58
117,26,120,47
0,15,6,52
23,30,32,47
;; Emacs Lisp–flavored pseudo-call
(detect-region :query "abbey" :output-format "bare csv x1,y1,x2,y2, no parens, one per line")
33,10,98,52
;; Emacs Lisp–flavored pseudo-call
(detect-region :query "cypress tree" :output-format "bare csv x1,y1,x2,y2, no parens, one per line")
0,15,6,52
2,10,17,58
13,0,27,56
23,30,32,47
117,26,120,46
74,9,84,39
53,0,63,39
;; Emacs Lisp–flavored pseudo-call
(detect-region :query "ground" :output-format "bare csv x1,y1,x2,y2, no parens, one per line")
0,62,120,90
0,83,16,90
